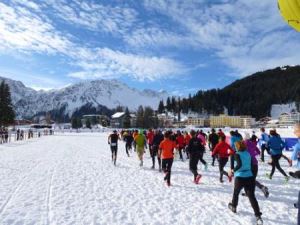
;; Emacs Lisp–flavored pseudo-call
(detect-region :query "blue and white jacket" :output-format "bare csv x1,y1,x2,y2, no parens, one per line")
291,139,300,169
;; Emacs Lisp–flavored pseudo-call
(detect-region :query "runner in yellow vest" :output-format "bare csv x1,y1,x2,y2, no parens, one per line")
134,130,147,167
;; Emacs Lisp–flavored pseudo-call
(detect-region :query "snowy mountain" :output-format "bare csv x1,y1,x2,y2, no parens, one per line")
0,77,169,119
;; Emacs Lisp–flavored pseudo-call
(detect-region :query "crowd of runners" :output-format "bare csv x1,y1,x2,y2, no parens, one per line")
108,124,300,225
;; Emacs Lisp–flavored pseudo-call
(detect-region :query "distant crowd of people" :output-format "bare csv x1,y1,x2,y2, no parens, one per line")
108,125,300,225
0,127,9,144
0,128,54,144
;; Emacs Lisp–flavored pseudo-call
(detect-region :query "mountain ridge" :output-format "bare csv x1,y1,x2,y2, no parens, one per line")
0,77,169,120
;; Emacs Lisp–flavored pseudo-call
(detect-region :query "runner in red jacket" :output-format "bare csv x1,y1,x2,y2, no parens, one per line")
184,131,191,159
147,129,154,157
176,131,185,161
212,135,234,183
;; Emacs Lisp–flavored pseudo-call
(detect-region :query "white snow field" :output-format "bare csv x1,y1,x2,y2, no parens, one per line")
0,133,298,225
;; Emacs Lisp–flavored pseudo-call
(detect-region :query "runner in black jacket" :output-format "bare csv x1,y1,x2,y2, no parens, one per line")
152,130,164,171
187,130,205,184
108,130,120,166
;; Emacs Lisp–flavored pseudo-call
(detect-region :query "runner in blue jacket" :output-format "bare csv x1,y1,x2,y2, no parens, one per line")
267,129,289,182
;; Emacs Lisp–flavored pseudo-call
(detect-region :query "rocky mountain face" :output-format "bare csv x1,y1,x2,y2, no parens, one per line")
0,77,169,120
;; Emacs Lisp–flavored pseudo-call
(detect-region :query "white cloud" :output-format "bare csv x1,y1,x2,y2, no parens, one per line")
123,27,190,48
45,0,138,35
69,48,186,81
1,0,298,86
0,2,73,55
0,1,186,82
143,0,300,77
12,0,41,11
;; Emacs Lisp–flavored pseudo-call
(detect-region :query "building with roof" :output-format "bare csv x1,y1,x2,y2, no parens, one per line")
278,112,300,127
111,112,127,128
187,117,205,127
210,114,255,128
82,114,110,127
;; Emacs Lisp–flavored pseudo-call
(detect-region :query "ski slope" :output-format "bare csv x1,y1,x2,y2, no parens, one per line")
0,133,298,225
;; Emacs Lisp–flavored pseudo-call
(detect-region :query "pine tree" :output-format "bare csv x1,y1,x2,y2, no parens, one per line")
136,106,144,128
86,119,91,129
158,100,165,114
171,96,176,113
77,118,82,128
45,112,52,124
123,107,131,128
0,81,15,127
144,107,154,128
166,97,171,112
177,97,181,122
71,117,78,129
115,105,124,112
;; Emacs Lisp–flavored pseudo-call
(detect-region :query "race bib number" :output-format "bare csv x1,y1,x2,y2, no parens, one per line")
111,143,117,147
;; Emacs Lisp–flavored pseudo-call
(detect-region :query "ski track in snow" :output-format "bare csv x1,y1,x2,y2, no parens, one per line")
0,133,299,225
0,162,41,219
46,167,55,225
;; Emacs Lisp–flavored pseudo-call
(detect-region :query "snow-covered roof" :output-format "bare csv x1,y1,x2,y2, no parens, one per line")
112,112,125,119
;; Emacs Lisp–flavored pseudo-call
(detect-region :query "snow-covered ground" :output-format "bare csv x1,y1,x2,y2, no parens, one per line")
0,133,298,225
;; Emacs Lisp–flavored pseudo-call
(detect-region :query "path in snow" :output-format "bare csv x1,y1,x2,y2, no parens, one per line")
0,133,299,225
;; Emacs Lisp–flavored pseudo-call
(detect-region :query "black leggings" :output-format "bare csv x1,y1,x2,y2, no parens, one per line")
151,145,161,168
199,152,207,165
232,177,261,217
290,170,300,179
125,143,132,155
184,146,189,158
260,144,270,162
252,165,264,189
218,157,229,180
162,158,173,183
178,147,184,160
189,153,201,180
148,144,153,157
111,146,118,164
270,154,288,177
211,144,217,165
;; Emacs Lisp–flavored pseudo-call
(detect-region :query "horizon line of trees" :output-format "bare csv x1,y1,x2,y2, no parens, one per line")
158,66,300,119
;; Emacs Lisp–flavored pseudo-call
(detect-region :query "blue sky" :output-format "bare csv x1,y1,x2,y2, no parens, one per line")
0,0,299,96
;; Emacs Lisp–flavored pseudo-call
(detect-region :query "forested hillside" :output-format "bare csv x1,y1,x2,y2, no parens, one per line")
159,66,300,119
